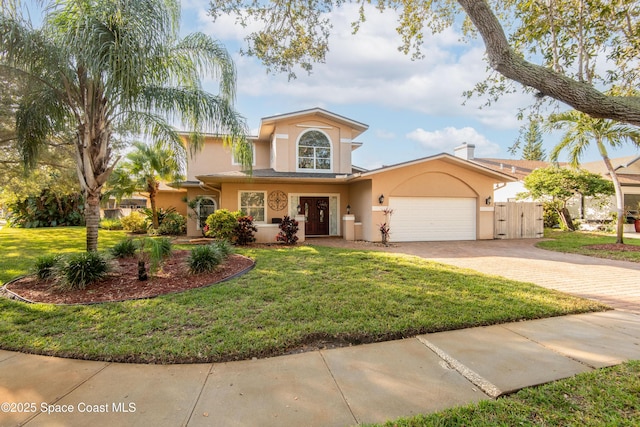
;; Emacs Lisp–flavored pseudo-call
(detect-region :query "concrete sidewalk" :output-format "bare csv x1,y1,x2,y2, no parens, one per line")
2,310,639,427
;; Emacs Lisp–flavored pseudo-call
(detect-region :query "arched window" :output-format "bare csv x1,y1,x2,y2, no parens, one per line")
197,197,217,230
297,130,331,171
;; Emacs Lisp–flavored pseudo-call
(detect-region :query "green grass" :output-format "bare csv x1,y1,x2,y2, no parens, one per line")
539,229,640,262
0,227,128,284
371,360,640,426
0,227,606,363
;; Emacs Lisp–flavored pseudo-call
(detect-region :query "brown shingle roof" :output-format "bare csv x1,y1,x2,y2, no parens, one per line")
471,159,559,180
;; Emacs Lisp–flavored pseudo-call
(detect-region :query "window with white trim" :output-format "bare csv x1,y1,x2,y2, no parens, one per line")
239,191,266,222
297,130,331,171
197,197,216,230
232,141,256,166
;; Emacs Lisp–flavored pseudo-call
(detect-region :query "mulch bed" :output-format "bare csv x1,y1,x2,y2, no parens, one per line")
3,251,254,305
584,243,640,252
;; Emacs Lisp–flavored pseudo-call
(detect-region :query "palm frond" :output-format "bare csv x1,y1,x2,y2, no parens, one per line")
169,32,237,100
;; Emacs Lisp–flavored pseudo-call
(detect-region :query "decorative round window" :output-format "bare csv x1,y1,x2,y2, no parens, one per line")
268,190,287,211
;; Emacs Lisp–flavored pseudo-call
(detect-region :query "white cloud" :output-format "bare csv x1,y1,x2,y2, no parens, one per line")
406,127,501,157
189,1,533,131
375,129,396,139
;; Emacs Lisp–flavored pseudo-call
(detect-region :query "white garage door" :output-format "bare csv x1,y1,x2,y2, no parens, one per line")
388,197,476,242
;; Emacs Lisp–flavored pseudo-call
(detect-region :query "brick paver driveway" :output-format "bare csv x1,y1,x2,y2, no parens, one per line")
313,238,640,314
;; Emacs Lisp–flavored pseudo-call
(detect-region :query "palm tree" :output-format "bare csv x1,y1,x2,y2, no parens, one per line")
0,0,251,251
107,141,183,230
549,111,640,243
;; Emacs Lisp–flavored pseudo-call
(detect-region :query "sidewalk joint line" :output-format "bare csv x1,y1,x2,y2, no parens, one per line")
184,362,216,426
21,361,112,425
416,336,502,398
499,324,598,370
319,350,359,425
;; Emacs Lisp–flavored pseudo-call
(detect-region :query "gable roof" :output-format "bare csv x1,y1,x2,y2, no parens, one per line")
257,107,369,141
472,158,557,181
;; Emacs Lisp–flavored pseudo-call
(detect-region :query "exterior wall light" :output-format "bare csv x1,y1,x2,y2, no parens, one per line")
485,196,492,205
296,204,301,213
346,204,351,214
378,194,384,204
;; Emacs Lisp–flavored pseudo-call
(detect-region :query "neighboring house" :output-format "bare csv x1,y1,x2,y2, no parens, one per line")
169,108,515,242
581,155,640,219
102,182,187,219
462,144,639,223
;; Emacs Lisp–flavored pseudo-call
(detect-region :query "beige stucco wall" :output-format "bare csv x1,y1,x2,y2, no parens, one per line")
185,137,270,180
271,118,352,174
155,190,188,216
347,180,373,241
185,183,351,237
355,159,499,241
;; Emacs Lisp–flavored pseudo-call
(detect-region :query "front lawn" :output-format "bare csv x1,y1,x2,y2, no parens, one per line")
0,227,606,363
372,360,640,426
539,229,640,262
0,226,128,284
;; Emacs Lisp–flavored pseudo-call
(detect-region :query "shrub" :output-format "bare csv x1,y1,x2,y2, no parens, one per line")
543,202,561,228
100,218,123,230
110,238,138,258
234,216,257,245
156,212,186,235
213,239,234,257
6,189,84,228
276,215,299,245
188,244,223,274
140,207,180,229
120,211,148,234
58,252,110,290
205,209,241,240
33,254,61,280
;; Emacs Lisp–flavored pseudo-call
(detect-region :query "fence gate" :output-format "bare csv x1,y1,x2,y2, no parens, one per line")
494,202,544,239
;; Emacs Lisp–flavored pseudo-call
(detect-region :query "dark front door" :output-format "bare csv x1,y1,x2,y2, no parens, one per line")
300,197,330,236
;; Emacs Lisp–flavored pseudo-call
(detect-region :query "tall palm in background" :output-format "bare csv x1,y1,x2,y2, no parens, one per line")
0,0,251,251
107,141,183,230
549,111,640,244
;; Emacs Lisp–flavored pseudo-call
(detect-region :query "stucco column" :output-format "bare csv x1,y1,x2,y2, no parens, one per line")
295,214,306,242
342,214,355,241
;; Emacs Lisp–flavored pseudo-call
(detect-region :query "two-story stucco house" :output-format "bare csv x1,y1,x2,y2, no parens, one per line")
172,108,515,243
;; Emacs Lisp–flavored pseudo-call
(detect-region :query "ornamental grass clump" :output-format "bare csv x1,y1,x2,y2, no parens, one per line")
33,254,61,280
188,244,223,274
58,251,110,290
213,239,234,257
110,238,138,258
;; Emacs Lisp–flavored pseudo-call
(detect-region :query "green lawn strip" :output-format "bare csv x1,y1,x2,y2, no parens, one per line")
0,227,128,284
538,229,640,262
0,229,606,363
370,360,640,427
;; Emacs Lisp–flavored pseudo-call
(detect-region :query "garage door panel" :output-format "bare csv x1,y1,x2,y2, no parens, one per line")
389,197,476,242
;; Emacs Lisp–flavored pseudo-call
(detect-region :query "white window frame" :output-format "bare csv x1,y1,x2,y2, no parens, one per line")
196,197,217,230
232,141,257,166
238,191,267,223
296,129,333,173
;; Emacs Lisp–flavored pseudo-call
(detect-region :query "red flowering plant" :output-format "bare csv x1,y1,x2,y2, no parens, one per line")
378,208,394,245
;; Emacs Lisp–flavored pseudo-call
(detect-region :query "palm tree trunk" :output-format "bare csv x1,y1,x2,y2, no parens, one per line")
149,181,159,229
601,154,624,244
85,193,101,251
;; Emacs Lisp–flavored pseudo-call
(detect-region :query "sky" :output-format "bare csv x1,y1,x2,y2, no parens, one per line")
23,1,640,170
